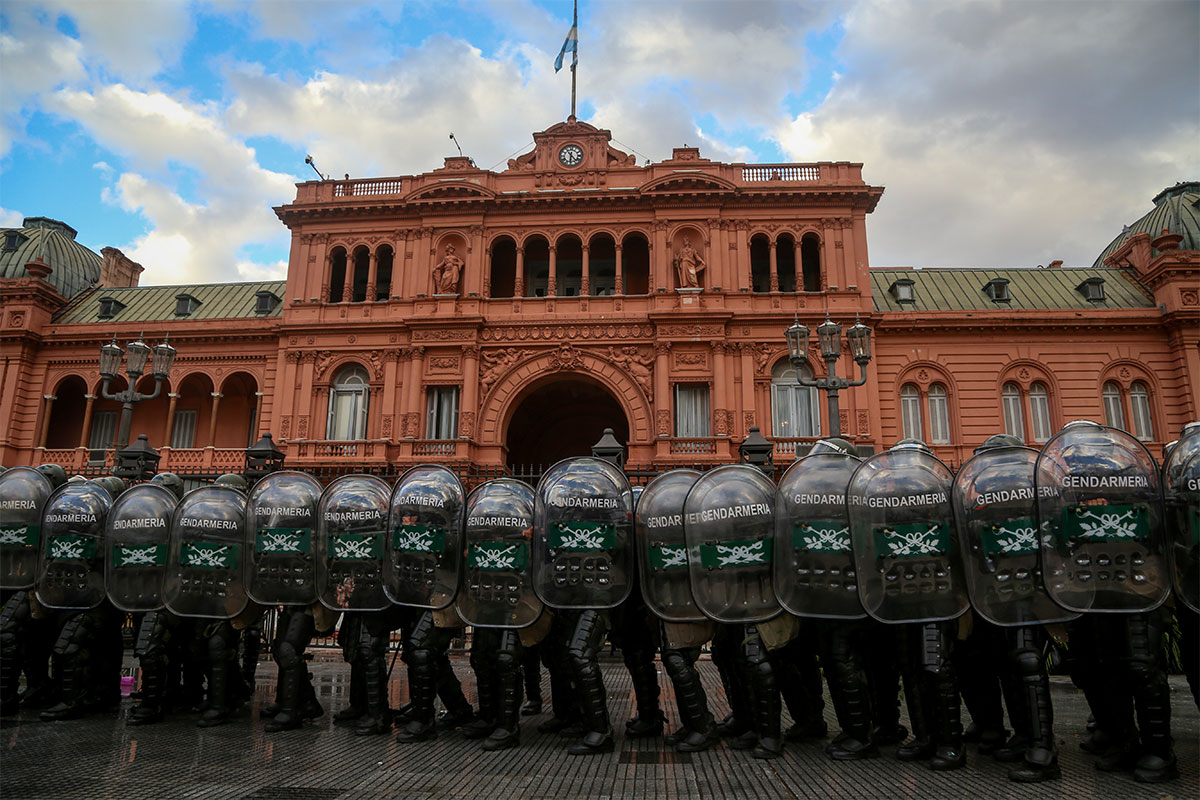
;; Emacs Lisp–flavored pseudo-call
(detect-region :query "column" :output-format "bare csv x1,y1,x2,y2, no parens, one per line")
794,239,804,291
712,343,728,436
406,346,426,438
366,250,378,302
740,343,756,433
654,343,671,437
468,226,485,296
78,394,97,449
581,244,590,296
37,395,55,448
253,391,265,438
653,223,667,290
342,250,354,302
163,392,179,446
614,244,624,295
207,393,223,447
461,345,479,439
547,245,557,297
735,222,750,291
769,240,780,292
515,246,526,297
298,356,316,439
821,220,836,291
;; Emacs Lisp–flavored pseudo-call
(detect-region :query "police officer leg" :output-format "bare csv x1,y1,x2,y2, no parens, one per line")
265,609,315,732
465,628,501,739
354,612,392,736
129,611,170,725
1006,625,1061,782
1178,604,1199,708
742,626,783,759
821,620,879,761
621,633,664,738
897,624,934,761
925,621,965,771
566,610,614,755
482,629,524,751
0,591,29,716
956,617,1008,753
197,621,240,727
1127,612,1178,783
865,621,907,745
41,612,92,721
436,644,476,726
241,625,262,688
521,642,543,714
334,613,366,723
663,646,718,752
712,624,754,743
777,633,827,741
537,620,583,734
397,611,441,742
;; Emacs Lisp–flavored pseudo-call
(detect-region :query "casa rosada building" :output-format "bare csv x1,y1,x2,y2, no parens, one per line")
1,119,1197,478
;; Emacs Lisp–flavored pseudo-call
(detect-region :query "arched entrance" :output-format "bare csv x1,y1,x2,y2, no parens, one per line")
505,376,629,470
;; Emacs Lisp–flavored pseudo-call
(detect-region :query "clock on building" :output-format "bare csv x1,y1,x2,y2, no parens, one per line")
558,144,584,167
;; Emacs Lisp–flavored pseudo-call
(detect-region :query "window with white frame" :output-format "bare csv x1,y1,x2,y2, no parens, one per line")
1002,383,1025,441
1102,381,1125,431
900,384,922,441
425,386,459,439
928,383,951,444
88,410,117,460
1129,381,1154,441
674,384,710,438
171,409,197,449
1029,382,1052,442
771,363,820,438
327,365,369,440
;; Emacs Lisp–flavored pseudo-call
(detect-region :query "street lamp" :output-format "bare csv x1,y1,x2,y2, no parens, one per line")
99,333,177,453
245,432,286,484
784,313,872,438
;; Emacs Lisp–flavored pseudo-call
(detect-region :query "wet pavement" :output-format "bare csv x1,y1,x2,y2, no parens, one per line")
1,656,1196,800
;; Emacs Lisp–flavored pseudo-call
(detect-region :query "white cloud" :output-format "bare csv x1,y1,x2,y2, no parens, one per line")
0,19,86,156
236,259,288,281
0,206,24,228
43,0,193,82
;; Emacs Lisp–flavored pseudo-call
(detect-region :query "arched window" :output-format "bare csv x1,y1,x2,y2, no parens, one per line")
1029,382,1052,442
1129,381,1154,441
900,384,922,441
1002,383,1025,441
928,383,950,444
1102,381,1125,431
771,363,820,438
327,365,369,440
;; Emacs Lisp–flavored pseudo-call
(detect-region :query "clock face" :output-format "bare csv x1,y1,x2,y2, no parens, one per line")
558,144,583,167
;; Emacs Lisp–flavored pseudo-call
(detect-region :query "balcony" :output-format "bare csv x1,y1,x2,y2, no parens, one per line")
34,447,246,475
773,437,821,459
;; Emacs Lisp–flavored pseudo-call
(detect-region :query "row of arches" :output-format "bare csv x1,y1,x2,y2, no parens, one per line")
41,371,259,456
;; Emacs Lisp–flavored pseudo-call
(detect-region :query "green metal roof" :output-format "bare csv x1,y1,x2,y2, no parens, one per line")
0,217,101,299
870,267,1154,313
54,280,286,324
1093,181,1200,267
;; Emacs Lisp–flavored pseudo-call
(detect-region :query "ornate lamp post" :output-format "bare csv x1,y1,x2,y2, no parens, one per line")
99,333,177,453
245,432,286,485
739,425,775,477
591,427,626,470
785,314,872,438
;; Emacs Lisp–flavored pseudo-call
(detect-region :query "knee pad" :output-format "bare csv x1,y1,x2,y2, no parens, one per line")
1012,648,1043,679
275,640,301,670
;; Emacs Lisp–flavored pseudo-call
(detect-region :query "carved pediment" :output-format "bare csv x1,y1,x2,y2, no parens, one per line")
639,172,738,195
403,181,496,203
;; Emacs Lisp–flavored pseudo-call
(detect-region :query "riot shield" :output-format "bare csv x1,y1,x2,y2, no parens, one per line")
0,467,54,589
775,452,866,620
683,464,781,624
385,465,465,609
1163,428,1200,613
163,485,250,619
35,482,111,610
847,446,967,624
952,446,1078,626
635,469,705,623
456,478,544,628
533,456,635,610
105,483,177,612
316,474,391,612
245,471,322,607
1036,421,1169,613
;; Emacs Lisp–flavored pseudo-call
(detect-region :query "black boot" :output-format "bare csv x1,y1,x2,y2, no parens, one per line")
896,671,934,761
128,657,166,726
743,629,783,760
264,667,304,732
483,631,522,752
566,612,613,755
663,647,717,752
624,653,665,738
1128,614,1178,783
197,656,232,727
464,645,499,740
334,662,366,723
355,651,391,736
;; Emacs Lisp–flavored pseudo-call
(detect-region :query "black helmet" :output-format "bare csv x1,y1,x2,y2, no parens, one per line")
214,473,248,492
891,438,931,453
810,437,856,456
974,433,1024,455
36,463,68,489
151,471,186,500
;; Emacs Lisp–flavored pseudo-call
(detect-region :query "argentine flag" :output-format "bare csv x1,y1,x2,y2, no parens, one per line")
554,4,578,73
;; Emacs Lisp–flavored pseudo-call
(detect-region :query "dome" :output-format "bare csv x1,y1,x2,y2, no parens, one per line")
0,217,102,299
1093,181,1200,267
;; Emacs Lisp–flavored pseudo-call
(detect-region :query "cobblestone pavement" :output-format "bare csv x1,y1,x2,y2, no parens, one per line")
1,656,1196,800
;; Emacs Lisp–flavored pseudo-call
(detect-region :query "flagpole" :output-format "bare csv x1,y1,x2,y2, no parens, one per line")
570,62,577,120
570,0,578,119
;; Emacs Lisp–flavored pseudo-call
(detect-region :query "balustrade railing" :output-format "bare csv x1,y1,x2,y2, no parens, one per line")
668,438,717,455
334,178,403,198
741,165,820,182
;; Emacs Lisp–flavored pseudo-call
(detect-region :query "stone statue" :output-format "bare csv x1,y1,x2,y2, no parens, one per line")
608,346,655,401
432,244,464,294
674,237,705,288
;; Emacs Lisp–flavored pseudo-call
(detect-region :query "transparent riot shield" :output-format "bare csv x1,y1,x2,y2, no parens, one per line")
775,453,866,620
385,465,465,610
1163,429,1200,613
246,471,323,606
952,446,1078,626
105,483,177,612
456,478,543,628
316,474,391,612
1036,421,1169,614
635,469,705,623
35,482,112,610
0,466,54,589
684,464,780,624
163,485,250,619
847,447,967,624
533,456,635,610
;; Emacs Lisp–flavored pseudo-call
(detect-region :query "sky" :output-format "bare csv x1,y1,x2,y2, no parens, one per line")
0,0,1197,286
